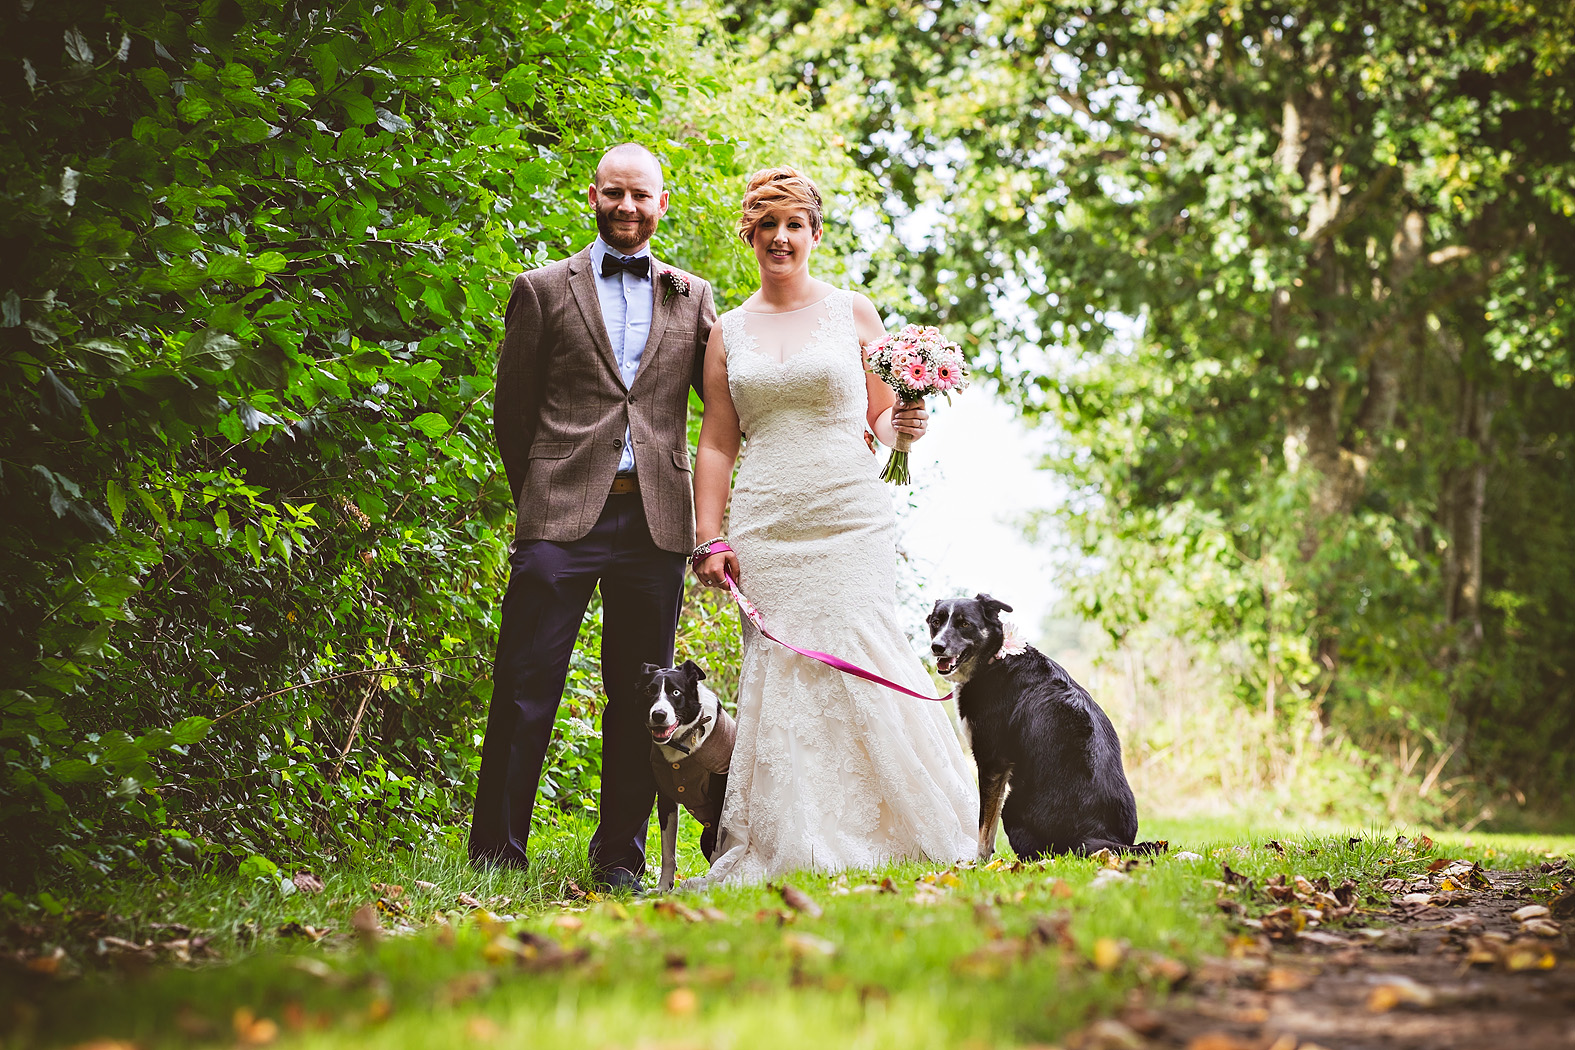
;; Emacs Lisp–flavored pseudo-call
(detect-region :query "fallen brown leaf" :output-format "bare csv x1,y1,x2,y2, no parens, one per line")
456,892,484,909
465,1017,501,1039
1028,912,1076,951
654,899,704,922
440,971,494,1006
664,987,699,1016
371,882,404,899
351,904,381,947
779,883,823,919
232,1007,279,1046
1134,951,1189,985
1262,965,1314,992
1367,974,1436,1012
291,871,325,894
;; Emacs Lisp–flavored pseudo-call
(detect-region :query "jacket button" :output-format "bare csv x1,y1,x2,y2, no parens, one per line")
676,786,684,792
628,394,637,404
672,762,681,769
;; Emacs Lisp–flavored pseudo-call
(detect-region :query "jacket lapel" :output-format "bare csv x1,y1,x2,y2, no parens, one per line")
632,254,672,391
568,246,627,390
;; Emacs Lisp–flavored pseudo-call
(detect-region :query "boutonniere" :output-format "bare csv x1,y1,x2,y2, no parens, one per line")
661,269,691,304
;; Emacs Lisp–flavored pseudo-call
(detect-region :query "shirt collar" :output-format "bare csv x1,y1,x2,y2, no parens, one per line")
591,236,652,271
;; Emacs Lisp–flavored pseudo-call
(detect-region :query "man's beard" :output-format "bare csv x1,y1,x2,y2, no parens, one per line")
596,205,657,253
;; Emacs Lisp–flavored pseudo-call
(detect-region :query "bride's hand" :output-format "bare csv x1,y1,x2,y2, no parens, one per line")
698,549,740,588
891,398,929,441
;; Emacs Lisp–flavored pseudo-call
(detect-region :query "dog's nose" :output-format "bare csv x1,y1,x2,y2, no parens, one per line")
649,709,671,725
931,642,946,655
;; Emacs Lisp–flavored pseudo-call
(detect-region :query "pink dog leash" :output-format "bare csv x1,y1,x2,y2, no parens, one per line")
693,542,953,702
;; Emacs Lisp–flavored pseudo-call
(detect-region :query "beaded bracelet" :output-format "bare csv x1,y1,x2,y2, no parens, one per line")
690,538,732,574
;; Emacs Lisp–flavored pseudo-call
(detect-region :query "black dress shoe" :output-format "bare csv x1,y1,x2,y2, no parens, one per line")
598,867,646,896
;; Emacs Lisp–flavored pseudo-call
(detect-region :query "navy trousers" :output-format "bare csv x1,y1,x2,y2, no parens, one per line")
468,490,685,877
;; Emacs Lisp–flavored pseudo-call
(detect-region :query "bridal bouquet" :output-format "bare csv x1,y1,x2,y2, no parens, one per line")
864,324,969,484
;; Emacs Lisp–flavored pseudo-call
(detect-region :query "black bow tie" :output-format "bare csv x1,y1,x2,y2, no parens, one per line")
600,253,650,279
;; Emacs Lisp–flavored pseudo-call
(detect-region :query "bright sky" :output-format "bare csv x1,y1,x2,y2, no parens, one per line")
889,385,1067,641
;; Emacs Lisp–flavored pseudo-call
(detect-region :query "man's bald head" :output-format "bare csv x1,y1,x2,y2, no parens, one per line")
595,143,664,188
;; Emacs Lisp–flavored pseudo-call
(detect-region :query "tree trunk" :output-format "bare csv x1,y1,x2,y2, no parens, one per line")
1441,375,1495,651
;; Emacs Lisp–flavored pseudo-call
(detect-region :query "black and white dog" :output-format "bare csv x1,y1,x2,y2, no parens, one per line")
640,660,736,893
928,594,1165,861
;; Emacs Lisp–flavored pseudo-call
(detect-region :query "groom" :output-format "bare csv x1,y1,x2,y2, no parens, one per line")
469,143,717,891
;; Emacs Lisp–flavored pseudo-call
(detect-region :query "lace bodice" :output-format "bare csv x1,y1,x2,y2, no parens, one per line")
721,290,869,444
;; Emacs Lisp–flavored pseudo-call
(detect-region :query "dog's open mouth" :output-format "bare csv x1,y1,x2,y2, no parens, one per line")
935,654,959,675
649,724,677,743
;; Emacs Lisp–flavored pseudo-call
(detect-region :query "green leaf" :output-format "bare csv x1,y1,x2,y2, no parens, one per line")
47,759,98,784
176,95,213,122
239,854,280,879
78,338,133,375
169,716,214,745
340,91,375,125
410,412,451,438
106,480,126,527
182,330,242,370
207,254,259,284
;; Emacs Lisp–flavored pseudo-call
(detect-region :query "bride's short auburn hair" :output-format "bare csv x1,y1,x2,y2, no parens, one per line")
738,167,823,244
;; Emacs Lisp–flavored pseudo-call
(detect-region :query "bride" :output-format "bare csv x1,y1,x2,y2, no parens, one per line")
688,167,977,886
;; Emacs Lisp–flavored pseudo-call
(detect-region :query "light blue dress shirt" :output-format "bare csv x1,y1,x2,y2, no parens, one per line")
589,237,653,474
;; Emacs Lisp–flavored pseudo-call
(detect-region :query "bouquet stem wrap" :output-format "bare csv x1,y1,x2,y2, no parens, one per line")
880,402,919,484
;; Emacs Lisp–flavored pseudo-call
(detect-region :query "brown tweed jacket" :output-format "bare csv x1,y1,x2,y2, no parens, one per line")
494,245,716,553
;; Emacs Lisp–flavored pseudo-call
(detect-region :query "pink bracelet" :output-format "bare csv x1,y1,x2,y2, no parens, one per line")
691,539,733,575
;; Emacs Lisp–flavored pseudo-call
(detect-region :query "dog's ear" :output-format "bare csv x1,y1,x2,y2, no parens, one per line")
681,659,707,683
639,662,664,678
976,593,1014,620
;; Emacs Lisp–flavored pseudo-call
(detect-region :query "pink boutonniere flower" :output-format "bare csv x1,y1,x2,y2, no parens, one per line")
661,269,691,304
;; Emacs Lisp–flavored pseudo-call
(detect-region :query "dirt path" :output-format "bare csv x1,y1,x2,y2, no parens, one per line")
1136,865,1574,1050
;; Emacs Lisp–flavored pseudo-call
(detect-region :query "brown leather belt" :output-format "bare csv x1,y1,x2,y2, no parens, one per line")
610,474,639,495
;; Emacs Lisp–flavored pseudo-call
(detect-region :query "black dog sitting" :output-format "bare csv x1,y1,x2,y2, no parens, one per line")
640,660,736,892
928,594,1165,861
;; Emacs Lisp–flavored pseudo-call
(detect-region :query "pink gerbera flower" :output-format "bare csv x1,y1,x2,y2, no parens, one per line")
933,360,959,389
904,359,931,389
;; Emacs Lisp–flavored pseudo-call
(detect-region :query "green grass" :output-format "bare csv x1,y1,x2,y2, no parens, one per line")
4,816,1570,1049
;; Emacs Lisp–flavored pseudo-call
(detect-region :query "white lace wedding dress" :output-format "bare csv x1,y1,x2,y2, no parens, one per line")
691,289,978,887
